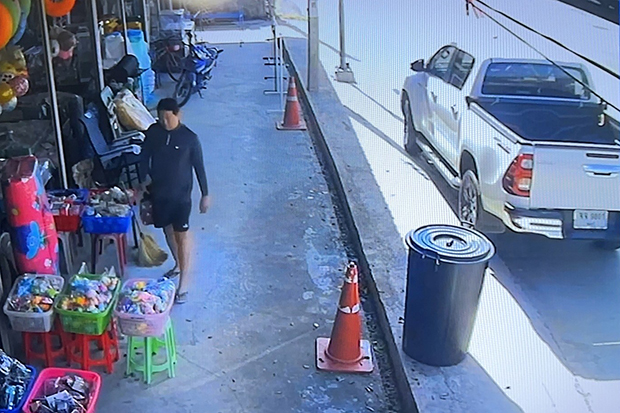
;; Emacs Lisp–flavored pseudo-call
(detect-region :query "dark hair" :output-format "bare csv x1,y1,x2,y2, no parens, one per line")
157,98,180,115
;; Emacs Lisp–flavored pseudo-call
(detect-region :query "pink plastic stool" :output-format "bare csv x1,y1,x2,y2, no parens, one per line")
90,233,127,276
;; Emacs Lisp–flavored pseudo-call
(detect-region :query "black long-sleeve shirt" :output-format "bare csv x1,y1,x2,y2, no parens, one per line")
142,123,208,201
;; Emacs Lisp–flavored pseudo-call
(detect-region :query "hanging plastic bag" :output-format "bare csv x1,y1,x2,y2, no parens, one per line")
113,89,156,132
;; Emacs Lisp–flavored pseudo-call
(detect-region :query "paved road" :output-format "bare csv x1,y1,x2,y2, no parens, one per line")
276,0,620,411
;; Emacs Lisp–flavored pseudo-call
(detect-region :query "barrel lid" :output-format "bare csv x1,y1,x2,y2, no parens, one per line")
406,225,495,264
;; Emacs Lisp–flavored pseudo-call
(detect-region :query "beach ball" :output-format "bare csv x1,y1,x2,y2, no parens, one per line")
0,82,14,104
1,96,16,112
8,75,27,96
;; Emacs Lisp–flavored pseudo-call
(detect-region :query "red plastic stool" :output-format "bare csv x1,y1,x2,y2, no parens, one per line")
91,233,127,276
23,319,71,367
68,319,120,373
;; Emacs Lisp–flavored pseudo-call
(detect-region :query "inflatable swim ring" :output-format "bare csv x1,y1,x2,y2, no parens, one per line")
0,0,21,36
0,3,14,50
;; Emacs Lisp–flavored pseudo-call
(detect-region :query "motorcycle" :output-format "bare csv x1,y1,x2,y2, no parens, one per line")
173,32,223,107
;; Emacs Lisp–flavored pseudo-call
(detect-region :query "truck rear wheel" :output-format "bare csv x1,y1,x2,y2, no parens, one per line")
594,240,620,251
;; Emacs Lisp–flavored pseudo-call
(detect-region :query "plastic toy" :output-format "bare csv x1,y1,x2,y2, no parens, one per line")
8,74,27,96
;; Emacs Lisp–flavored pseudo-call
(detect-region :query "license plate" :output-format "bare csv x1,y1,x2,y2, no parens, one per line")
573,210,608,230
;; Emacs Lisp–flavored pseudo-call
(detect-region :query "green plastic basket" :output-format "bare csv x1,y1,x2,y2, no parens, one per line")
54,274,120,336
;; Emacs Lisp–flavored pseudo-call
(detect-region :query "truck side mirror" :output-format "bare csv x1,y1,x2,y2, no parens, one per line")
411,59,425,72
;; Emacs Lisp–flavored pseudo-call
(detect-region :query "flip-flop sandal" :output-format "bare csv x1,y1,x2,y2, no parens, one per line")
175,291,189,304
164,268,180,278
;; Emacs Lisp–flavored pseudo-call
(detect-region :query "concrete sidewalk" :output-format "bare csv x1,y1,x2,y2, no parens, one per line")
94,41,394,412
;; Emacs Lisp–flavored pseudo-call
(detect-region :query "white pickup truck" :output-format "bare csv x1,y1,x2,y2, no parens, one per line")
401,44,620,249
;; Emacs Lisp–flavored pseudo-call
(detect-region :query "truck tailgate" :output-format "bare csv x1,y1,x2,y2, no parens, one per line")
530,145,620,210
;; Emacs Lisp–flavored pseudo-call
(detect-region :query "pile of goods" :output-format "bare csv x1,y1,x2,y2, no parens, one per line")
27,374,93,413
58,274,119,314
0,350,33,410
6,275,63,313
84,187,133,218
116,278,175,315
48,191,86,218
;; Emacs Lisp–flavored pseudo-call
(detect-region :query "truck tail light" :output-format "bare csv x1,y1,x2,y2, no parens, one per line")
503,154,533,197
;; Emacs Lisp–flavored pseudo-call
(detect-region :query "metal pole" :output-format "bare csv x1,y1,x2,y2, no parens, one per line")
339,0,345,69
120,0,129,55
307,0,319,91
335,0,355,83
39,0,68,188
89,0,104,91
142,0,150,43
168,0,173,10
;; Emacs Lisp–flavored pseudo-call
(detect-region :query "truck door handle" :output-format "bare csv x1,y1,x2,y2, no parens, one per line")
583,164,620,178
451,105,459,118
430,91,437,103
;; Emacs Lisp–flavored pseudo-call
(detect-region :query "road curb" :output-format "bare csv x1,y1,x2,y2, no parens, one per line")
281,37,419,413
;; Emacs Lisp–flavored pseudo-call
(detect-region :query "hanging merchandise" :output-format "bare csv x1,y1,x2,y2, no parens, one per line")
8,74,28,96
0,0,21,37
8,0,31,45
44,0,75,18
1,156,59,275
0,82,14,104
0,2,13,50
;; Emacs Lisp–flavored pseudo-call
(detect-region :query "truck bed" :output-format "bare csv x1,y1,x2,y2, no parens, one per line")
473,97,619,145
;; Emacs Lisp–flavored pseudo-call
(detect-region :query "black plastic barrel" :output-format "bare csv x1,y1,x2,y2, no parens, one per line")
402,225,495,366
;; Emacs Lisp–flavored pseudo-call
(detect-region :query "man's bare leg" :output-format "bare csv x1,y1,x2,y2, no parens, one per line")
174,230,191,295
163,225,179,274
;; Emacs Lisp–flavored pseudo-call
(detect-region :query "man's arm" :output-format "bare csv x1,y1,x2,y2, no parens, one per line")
190,137,209,197
140,125,157,187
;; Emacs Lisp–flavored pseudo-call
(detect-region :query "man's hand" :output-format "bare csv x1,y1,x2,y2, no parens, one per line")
199,195,211,214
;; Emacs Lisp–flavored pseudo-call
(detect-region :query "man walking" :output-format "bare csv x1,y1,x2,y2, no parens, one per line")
142,98,210,303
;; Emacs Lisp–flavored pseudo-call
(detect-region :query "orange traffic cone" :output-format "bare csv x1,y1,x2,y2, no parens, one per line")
276,77,307,130
316,262,374,373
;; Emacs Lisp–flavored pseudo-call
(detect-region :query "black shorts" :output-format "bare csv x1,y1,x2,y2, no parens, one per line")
152,198,192,232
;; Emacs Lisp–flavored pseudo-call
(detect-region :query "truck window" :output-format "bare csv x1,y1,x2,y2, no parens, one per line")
481,63,590,99
427,46,456,82
449,51,475,89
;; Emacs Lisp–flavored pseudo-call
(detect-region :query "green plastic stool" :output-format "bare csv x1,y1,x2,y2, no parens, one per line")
126,318,177,384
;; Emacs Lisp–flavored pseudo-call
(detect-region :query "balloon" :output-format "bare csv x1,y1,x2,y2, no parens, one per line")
0,82,14,104
8,75,27,96
45,0,75,18
0,0,21,36
1,95,17,112
0,3,14,49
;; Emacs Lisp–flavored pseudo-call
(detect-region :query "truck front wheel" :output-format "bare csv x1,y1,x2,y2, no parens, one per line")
402,95,420,154
459,170,481,229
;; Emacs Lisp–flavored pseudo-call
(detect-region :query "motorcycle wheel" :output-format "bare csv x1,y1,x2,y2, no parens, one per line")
174,72,195,108
165,53,182,82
